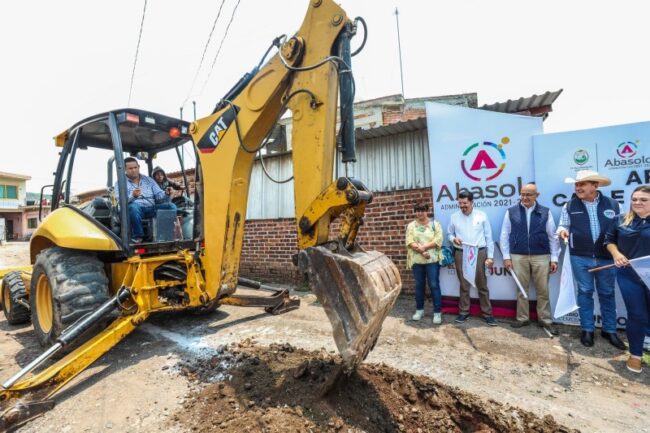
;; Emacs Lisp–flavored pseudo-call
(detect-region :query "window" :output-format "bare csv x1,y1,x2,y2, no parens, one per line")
27,218,38,229
0,185,18,199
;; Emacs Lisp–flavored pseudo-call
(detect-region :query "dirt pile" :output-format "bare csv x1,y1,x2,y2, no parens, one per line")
170,339,578,433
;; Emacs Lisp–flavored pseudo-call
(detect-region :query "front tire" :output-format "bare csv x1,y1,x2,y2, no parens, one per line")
1,271,31,325
30,247,110,348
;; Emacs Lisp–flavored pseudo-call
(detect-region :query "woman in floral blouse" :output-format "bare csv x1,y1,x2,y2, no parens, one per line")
405,201,444,324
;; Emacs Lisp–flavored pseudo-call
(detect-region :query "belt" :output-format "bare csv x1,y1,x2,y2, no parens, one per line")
454,247,486,252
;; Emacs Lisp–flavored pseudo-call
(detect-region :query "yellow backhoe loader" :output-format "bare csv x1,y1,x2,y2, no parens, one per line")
0,1,401,429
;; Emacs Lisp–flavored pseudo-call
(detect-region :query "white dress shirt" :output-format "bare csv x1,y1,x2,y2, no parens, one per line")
447,209,494,258
499,203,560,261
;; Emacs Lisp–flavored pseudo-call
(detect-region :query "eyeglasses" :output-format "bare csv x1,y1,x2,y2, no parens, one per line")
520,193,537,197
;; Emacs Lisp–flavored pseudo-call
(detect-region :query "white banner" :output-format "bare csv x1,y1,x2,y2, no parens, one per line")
554,244,579,319
462,244,478,287
533,121,650,327
629,256,650,291
426,102,543,313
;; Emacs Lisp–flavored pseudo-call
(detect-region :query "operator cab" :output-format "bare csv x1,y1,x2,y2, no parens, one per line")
47,108,200,257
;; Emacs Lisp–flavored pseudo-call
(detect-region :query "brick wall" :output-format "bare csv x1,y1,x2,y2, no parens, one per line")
240,218,299,283
167,172,431,294
382,107,426,125
239,187,433,294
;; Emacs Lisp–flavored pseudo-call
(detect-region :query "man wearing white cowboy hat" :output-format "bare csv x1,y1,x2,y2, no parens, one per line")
557,169,625,350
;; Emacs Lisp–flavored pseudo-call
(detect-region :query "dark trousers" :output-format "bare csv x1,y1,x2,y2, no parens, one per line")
617,267,650,357
128,202,176,239
454,248,492,317
412,263,441,312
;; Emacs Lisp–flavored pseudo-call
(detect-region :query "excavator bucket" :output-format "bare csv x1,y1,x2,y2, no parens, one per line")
297,245,401,371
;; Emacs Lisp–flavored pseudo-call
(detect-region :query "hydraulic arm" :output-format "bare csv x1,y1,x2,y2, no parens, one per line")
190,0,400,370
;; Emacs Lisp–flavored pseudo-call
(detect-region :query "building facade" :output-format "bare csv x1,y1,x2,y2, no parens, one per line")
78,90,561,292
168,94,476,290
0,172,51,241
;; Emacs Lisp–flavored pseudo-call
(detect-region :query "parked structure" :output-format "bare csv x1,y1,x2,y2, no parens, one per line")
0,172,51,240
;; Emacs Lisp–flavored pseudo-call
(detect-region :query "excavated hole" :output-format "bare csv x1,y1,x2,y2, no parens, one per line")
168,339,578,433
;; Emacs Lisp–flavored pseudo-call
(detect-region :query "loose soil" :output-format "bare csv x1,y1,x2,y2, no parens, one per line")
171,340,577,433
1,242,649,433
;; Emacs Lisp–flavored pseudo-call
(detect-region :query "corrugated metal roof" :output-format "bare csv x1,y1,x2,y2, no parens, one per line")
480,89,563,114
340,128,431,192
246,126,432,218
355,117,427,140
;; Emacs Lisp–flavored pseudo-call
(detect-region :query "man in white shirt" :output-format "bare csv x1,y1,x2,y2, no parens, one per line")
499,183,560,335
447,190,497,326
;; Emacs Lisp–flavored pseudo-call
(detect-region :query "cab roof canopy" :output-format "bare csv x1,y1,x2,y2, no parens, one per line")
54,108,192,155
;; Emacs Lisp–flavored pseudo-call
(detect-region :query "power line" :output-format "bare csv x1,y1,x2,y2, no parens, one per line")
128,0,149,107
199,0,242,96
181,0,228,107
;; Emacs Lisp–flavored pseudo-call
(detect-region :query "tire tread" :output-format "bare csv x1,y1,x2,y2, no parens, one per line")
2,271,31,325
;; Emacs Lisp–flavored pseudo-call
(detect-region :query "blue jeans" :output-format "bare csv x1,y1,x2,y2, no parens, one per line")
412,263,441,313
617,267,650,357
128,202,177,239
570,255,617,332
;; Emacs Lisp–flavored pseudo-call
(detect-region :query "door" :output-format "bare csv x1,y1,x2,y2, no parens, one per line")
6,219,13,240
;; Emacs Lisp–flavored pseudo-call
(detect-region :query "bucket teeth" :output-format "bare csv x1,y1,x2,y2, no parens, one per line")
298,245,401,371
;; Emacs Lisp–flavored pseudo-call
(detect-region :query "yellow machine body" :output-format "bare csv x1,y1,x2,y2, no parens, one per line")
0,1,402,429
29,207,121,262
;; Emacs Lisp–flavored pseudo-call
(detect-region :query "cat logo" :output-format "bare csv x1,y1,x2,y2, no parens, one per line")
197,105,240,153
208,117,228,146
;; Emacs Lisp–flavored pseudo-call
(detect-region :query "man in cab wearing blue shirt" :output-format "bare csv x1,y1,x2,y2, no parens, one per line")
117,157,176,244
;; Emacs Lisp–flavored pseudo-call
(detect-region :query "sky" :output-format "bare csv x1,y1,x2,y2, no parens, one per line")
1,0,649,194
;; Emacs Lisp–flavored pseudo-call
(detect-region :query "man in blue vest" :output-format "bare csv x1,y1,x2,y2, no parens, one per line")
557,170,625,349
500,183,560,335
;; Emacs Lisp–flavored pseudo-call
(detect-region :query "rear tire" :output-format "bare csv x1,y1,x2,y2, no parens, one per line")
1,271,31,325
30,247,110,348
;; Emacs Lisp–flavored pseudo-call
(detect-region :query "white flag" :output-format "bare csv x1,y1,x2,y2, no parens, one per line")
629,255,650,291
554,245,579,319
462,244,478,287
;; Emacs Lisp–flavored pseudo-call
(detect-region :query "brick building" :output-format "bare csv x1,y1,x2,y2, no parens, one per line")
243,91,562,291
74,91,561,293
167,91,561,292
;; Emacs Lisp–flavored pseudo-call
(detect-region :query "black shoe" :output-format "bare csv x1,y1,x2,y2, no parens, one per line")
455,314,470,324
601,331,627,351
483,316,498,327
580,330,594,347
510,320,530,328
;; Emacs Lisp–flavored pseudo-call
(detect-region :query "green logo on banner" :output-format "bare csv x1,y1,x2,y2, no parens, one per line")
574,149,589,166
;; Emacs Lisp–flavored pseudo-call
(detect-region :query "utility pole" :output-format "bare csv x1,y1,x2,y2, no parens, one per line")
395,7,405,98
179,106,184,166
